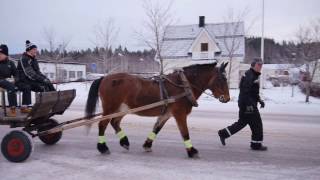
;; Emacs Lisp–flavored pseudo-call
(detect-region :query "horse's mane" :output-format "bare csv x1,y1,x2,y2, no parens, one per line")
146,62,218,80
180,62,217,75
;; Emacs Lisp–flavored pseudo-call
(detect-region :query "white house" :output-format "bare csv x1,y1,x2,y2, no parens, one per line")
38,61,86,82
160,16,245,88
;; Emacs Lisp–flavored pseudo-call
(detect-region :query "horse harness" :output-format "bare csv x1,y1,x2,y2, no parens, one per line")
154,70,198,114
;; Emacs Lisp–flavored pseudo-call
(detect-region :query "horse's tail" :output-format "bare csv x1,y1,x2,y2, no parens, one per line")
85,77,103,118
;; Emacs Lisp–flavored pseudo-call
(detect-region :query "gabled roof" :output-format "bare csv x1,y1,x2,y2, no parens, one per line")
161,22,245,59
187,28,221,53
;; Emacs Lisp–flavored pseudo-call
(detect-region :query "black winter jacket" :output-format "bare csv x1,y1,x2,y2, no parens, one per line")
17,53,47,82
238,68,261,107
0,58,17,79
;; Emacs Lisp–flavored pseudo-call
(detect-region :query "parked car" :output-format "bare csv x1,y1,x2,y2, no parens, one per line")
86,73,105,81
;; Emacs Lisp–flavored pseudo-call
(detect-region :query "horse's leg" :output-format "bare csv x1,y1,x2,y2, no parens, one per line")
110,116,130,150
173,112,199,158
143,112,171,152
97,119,111,154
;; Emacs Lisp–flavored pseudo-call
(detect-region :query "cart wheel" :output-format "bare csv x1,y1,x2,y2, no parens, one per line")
1,130,33,162
38,119,62,145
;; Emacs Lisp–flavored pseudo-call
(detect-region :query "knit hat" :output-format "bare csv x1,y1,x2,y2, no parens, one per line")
251,57,263,67
26,40,37,51
0,44,9,56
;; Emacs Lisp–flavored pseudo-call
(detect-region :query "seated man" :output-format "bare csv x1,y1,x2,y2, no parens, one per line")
0,44,31,116
16,40,55,93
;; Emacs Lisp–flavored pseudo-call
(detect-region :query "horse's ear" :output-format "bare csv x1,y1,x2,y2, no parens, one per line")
220,62,228,72
223,62,229,69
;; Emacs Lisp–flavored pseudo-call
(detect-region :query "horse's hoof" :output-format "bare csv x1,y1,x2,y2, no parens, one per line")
97,142,110,154
144,147,152,152
120,136,130,150
187,147,199,158
143,140,153,152
122,145,129,150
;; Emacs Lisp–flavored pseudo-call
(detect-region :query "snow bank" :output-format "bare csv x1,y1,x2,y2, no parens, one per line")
55,82,320,116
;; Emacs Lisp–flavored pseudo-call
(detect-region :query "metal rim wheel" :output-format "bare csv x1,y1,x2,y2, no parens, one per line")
1,130,34,162
38,119,62,145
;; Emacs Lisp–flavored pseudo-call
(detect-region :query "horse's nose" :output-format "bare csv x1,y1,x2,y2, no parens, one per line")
219,95,230,103
224,96,230,102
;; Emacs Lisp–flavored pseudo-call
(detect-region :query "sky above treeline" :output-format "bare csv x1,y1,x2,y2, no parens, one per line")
1,0,319,54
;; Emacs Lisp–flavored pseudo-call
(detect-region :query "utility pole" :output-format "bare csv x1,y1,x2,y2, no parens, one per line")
261,0,265,62
260,0,265,91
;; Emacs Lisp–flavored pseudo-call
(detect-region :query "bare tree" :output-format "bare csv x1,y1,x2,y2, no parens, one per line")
42,27,72,84
137,0,175,75
295,18,320,102
91,18,119,74
42,27,57,57
221,7,255,87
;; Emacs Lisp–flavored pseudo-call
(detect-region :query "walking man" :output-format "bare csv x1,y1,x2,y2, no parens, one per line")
218,57,267,151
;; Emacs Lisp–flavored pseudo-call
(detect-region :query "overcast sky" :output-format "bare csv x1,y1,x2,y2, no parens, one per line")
1,0,319,54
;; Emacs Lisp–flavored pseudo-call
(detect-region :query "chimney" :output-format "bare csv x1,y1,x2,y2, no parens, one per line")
199,16,205,27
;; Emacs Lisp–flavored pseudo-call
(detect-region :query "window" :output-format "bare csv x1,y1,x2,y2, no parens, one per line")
50,73,54,78
69,71,75,78
77,71,83,78
63,70,67,78
201,43,208,52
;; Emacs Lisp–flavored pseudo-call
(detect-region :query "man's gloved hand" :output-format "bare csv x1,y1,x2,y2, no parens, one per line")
259,100,265,108
43,78,51,84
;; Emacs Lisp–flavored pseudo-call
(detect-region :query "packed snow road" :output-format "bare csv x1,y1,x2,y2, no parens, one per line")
1,106,319,180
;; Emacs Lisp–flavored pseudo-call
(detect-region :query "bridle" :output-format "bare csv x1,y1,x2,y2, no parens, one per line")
162,70,218,99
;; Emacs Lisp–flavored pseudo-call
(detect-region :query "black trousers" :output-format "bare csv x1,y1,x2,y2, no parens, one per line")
0,79,17,107
16,80,55,93
15,82,32,105
220,105,263,143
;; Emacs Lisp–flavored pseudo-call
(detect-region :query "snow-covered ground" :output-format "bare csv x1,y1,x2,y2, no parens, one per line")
1,81,319,180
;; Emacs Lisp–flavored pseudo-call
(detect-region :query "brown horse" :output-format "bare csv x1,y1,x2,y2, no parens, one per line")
85,62,230,158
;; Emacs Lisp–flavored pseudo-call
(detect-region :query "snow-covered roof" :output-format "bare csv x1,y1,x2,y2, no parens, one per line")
161,22,245,58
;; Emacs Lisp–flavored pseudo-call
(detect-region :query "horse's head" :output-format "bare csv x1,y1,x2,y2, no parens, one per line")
207,62,230,103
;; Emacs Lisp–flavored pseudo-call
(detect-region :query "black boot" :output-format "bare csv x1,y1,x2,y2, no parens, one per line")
218,129,230,146
250,142,268,151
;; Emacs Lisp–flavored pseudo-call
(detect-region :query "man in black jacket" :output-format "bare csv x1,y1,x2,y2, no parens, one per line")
218,57,267,151
0,44,32,116
16,40,55,92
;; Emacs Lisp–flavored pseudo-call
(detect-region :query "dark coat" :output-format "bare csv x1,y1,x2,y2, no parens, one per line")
238,68,261,107
0,58,17,79
16,53,47,82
